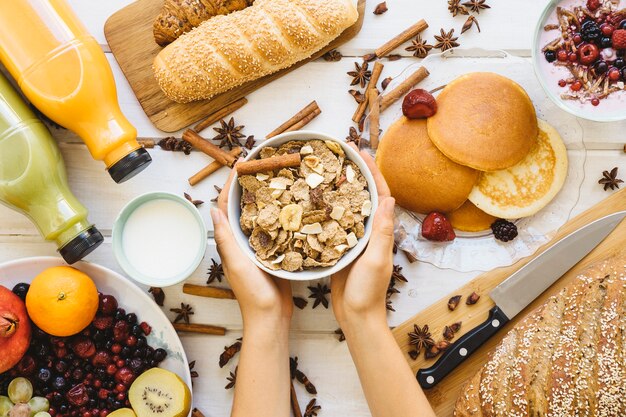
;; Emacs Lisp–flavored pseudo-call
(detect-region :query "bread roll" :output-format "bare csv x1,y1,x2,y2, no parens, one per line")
153,0,358,103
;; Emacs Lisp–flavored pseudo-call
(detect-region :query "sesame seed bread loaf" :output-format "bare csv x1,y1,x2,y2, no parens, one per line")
455,253,626,416
153,0,358,103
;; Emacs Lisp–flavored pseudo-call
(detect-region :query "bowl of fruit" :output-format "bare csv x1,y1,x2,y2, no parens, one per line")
0,257,192,417
533,0,626,121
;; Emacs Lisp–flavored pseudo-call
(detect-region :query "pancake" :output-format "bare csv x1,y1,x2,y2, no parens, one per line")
447,200,497,232
427,72,538,171
468,119,568,219
376,117,479,214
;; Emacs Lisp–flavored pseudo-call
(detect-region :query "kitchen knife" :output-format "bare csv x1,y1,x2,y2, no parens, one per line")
417,210,626,389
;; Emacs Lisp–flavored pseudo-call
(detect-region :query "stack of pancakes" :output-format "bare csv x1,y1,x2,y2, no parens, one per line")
376,72,568,232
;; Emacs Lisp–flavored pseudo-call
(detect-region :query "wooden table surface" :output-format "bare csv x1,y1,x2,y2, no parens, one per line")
1,1,625,416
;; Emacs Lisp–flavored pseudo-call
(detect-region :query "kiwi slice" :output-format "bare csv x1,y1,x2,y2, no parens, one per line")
129,369,191,417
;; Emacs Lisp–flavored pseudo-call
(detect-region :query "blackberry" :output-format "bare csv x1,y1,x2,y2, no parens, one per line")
581,20,602,42
491,219,518,242
12,282,30,300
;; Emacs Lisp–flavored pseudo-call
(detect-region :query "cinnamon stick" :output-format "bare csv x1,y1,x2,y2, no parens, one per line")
380,66,430,112
188,147,242,186
183,130,238,167
194,97,248,133
374,19,429,58
352,61,385,123
172,323,226,336
183,283,236,300
368,89,380,150
623,144,626,153
236,153,301,176
191,409,205,417
290,381,303,417
137,139,155,148
283,107,321,133
266,101,320,139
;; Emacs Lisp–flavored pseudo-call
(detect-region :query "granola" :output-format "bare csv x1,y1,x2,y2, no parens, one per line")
238,140,372,271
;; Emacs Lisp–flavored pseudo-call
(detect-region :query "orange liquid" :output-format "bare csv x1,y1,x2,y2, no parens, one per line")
0,0,139,167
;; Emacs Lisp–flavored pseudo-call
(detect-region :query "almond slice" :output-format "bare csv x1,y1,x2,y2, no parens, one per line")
294,232,306,240
271,254,286,264
305,173,325,189
330,206,346,220
300,145,314,155
346,165,355,183
335,244,348,252
269,178,288,190
301,222,323,234
346,232,358,248
256,173,270,181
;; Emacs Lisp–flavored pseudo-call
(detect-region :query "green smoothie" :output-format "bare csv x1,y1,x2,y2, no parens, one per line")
0,72,103,263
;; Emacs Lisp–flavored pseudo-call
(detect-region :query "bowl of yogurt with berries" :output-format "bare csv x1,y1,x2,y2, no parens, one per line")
533,0,626,121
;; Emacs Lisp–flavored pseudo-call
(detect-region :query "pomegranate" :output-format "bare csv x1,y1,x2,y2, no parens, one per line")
0,286,31,373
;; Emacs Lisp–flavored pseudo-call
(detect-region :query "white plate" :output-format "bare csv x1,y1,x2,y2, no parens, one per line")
0,256,192,394
363,49,586,272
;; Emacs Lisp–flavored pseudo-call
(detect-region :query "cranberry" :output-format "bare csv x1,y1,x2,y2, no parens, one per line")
54,346,68,359
93,380,102,388
92,316,114,331
116,393,126,401
113,321,129,342
106,364,117,375
591,98,600,106
601,23,615,36
99,295,118,316
558,79,567,87
114,367,135,386
608,67,621,80
139,322,152,336
49,408,57,417
568,52,578,62
71,337,96,359
573,33,583,44
67,384,89,407
579,43,600,65
97,389,109,400
571,80,583,91
111,344,122,354
116,359,125,368
557,49,568,61
92,351,112,367
115,383,126,393
100,410,109,417
83,412,92,417
125,336,137,347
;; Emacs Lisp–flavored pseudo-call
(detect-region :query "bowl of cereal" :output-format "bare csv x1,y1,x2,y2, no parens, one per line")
227,130,378,280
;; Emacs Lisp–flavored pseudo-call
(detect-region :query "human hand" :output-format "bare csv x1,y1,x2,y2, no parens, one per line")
331,146,395,328
210,165,293,329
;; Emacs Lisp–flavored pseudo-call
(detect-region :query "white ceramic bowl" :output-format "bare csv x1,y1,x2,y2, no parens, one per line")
228,130,378,281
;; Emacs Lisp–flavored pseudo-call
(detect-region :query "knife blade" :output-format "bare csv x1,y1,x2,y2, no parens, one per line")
417,210,626,389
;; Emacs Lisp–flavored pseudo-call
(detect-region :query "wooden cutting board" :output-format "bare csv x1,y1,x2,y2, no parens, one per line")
392,188,626,417
104,0,366,132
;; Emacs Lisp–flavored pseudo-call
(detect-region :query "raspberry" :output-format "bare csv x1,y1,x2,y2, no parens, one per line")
586,0,601,10
612,29,626,50
491,219,518,242
421,212,456,242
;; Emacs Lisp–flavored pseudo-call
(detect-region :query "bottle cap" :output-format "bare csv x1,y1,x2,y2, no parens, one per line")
59,226,104,264
108,148,152,184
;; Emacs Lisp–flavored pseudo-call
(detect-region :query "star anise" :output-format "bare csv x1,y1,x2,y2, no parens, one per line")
448,0,469,16
347,61,372,88
323,49,343,62
405,34,433,58
184,192,204,207
386,278,400,312
599,167,623,191
207,258,224,284
244,135,255,150
210,185,223,203
392,264,408,283
212,117,245,149
188,360,199,378
408,324,435,354
170,303,194,324
219,339,242,368
434,28,460,52
148,287,165,306
303,399,321,417
335,328,345,342
308,283,330,309
463,0,490,13
462,15,481,34
225,367,237,389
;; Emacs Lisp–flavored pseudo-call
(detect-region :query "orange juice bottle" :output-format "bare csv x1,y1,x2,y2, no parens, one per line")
0,0,152,183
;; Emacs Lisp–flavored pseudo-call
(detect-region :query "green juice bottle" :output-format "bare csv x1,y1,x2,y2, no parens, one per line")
0,72,103,263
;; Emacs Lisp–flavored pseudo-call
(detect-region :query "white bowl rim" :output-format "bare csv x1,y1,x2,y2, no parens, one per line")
531,0,626,123
227,130,379,281
112,191,208,287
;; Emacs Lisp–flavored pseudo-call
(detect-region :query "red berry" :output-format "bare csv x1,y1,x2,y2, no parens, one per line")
98,295,118,316
97,389,109,400
111,343,122,354
601,23,615,36
113,321,129,342
612,29,626,49
587,0,601,10
578,43,600,65
116,393,126,401
421,212,456,242
115,383,126,393
568,52,578,62
573,33,583,44
66,383,89,407
591,98,600,106
91,350,112,367
571,80,583,91
557,49,568,61
116,359,126,368
139,322,152,336
99,411,108,417
125,336,137,347
558,79,567,87
106,364,117,375
93,380,102,388
114,367,136,386
609,67,621,80
71,337,96,359
92,315,114,331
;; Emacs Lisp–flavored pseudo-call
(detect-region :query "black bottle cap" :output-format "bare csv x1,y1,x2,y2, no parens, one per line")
59,226,104,264
107,148,152,184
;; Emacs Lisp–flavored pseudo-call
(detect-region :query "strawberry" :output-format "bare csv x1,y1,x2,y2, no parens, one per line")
586,0,601,11
612,29,626,50
421,212,456,242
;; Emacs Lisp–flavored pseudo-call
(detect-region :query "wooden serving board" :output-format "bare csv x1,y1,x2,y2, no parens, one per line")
104,0,366,132
392,188,626,417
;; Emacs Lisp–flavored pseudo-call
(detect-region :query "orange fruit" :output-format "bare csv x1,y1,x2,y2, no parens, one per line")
26,266,99,337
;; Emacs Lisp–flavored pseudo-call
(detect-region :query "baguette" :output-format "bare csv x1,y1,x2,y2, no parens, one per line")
152,0,253,47
153,0,358,103
455,252,626,416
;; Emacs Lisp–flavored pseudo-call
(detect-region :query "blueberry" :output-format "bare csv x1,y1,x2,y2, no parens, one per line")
52,376,66,390
125,313,137,324
615,57,625,68
37,368,52,383
621,66,626,79
600,36,613,48
545,50,557,63
153,348,167,363
11,283,29,300
620,20,626,30
595,60,609,74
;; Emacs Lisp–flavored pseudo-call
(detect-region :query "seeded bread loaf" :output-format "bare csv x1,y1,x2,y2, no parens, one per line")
455,253,626,416
153,0,358,103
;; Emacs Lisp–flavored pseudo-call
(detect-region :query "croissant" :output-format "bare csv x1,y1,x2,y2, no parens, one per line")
153,0,253,47
455,253,626,416
153,0,358,103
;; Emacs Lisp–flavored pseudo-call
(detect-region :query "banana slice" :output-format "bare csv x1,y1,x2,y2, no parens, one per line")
279,204,304,231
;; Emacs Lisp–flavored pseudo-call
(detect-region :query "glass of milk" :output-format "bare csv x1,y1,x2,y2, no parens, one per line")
112,192,207,286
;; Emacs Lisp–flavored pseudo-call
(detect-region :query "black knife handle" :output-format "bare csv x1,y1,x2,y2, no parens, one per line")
417,306,509,389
